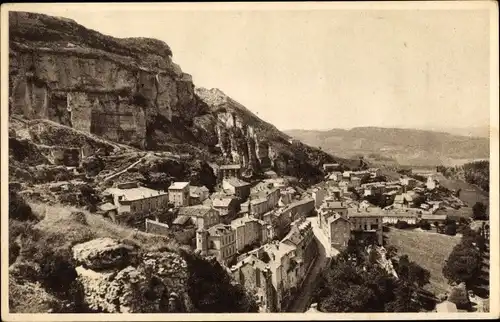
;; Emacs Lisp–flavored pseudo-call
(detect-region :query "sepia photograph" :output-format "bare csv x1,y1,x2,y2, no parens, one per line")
1,1,498,321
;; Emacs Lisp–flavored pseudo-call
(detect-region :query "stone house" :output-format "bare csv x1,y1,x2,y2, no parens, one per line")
242,187,281,218
400,176,417,189
104,182,169,216
222,177,251,200
230,255,276,312
231,214,269,253
338,180,350,193
168,182,190,207
281,217,316,279
382,212,418,225
319,208,351,251
211,196,240,224
312,187,327,208
97,202,118,222
393,193,415,209
350,176,362,188
348,208,384,245
219,164,243,180
176,206,220,230
420,214,448,225
262,241,298,312
145,218,171,236
189,186,210,205
323,163,340,172
321,199,349,218
196,223,237,266
327,171,343,183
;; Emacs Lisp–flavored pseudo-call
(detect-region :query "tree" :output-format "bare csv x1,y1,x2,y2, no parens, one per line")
418,220,431,230
183,252,258,312
395,220,409,229
444,223,457,236
317,247,428,313
79,184,100,213
395,255,430,288
443,242,482,287
472,202,487,220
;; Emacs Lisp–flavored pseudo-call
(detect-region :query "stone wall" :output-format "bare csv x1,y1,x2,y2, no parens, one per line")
145,219,171,236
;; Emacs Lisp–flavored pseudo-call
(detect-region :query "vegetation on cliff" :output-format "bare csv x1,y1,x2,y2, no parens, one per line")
8,191,257,313
313,242,435,312
437,160,490,192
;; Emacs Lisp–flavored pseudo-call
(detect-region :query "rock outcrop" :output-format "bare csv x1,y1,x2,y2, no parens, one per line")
72,238,193,313
9,11,345,185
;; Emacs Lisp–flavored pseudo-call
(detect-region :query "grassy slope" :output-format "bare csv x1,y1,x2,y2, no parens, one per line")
435,174,489,208
385,228,461,295
29,202,181,252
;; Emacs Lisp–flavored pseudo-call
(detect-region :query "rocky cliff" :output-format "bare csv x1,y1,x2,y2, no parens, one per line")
71,238,192,313
9,11,347,184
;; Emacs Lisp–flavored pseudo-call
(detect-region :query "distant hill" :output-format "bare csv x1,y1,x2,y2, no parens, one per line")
432,126,490,139
285,127,490,167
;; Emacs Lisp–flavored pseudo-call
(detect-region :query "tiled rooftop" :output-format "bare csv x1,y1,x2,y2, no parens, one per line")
178,206,215,217
169,182,190,190
106,186,167,202
207,223,234,236
224,177,250,188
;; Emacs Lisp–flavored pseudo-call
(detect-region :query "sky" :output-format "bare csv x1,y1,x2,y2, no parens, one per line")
16,3,492,131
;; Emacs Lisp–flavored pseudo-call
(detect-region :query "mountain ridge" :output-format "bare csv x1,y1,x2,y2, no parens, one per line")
285,126,489,167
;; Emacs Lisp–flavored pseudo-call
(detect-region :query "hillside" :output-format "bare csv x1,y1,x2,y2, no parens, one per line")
285,127,490,167
7,11,357,314
8,11,353,185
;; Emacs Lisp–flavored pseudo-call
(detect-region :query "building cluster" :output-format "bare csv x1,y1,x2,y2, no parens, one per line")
98,162,316,292
230,217,316,312
96,159,460,313
315,166,452,254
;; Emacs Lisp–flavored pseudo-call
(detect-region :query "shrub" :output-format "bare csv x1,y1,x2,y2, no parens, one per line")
472,202,487,220
448,282,470,310
68,211,88,225
174,228,196,247
81,156,105,177
183,251,259,312
444,223,457,236
79,184,101,212
395,221,409,229
9,219,37,265
9,189,37,222
418,220,431,230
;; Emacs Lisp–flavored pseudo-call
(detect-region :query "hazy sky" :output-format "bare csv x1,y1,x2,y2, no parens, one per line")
19,4,492,131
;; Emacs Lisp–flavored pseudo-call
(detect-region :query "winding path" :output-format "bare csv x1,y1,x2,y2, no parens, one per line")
102,152,150,183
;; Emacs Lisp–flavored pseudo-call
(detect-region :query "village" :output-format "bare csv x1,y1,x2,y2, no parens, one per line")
90,158,488,313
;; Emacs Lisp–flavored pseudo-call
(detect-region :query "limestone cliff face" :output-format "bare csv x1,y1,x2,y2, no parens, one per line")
9,11,341,184
9,11,194,149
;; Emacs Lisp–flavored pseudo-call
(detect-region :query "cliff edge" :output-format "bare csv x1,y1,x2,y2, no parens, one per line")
9,11,350,184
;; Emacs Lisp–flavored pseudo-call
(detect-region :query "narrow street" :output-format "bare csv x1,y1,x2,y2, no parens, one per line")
287,217,337,312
